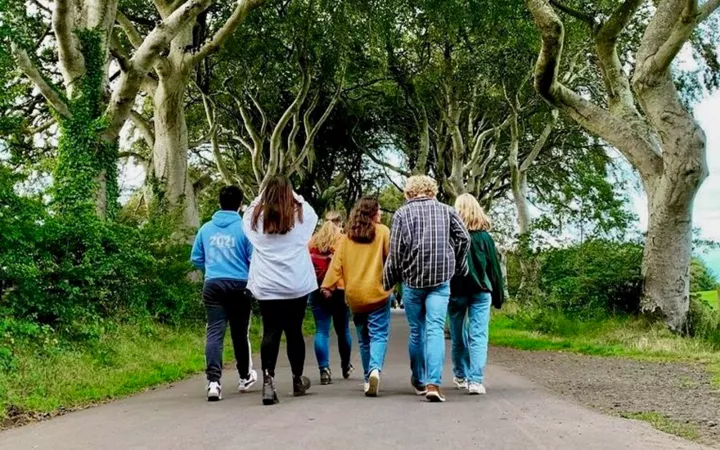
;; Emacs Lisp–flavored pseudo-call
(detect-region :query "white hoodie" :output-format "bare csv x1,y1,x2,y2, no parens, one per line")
243,193,318,300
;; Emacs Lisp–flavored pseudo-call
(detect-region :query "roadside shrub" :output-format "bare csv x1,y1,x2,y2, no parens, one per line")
537,239,644,316
0,168,201,340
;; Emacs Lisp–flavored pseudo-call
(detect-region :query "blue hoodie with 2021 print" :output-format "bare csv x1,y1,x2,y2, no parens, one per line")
191,210,253,281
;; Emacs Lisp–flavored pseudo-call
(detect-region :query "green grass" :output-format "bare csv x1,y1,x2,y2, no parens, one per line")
1,308,318,425
489,307,720,385
0,315,266,424
619,412,700,441
697,290,719,309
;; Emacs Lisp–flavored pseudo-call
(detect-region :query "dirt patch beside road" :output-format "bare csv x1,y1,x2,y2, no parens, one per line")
491,347,720,447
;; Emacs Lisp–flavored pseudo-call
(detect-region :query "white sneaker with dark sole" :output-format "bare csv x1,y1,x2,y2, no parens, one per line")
453,377,468,390
207,381,222,401
238,369,258,393
468,383,486,395
366,369,380,397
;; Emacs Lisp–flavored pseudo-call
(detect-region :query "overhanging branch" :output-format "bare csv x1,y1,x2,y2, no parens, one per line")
549,0,595,25
103,0,213,141
116,10,145,49
190,0,266,64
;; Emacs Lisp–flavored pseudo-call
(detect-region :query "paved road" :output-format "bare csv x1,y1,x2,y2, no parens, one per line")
0,311,710,450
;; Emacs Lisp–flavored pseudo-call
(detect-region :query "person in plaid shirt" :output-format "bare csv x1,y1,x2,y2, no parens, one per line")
383,175,470,402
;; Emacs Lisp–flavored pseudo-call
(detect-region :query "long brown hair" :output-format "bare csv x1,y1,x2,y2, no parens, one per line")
347,197,379,243
251,176,303,234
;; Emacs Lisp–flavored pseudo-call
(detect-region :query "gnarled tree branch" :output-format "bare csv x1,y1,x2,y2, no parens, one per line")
129,110,155,148
12,44,72,118
527,0,663,179
103,0,213,141
190,0,266,65
116,10,145,49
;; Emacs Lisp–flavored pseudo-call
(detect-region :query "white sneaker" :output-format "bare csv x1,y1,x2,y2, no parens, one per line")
366,369,380,397
453,377,468,389
468,382,486,395
363,382,370,394
238,369,258,392
207,381,222,401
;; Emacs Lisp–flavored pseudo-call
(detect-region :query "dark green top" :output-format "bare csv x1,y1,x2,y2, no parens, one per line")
450,230,505,309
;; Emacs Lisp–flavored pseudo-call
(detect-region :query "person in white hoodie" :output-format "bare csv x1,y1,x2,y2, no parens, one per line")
243,175,318,405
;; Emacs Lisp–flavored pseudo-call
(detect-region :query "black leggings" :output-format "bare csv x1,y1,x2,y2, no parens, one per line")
259,296,309,377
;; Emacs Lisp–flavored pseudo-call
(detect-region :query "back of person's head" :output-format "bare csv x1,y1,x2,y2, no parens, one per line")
219,185,243,211
310,220,340,253
404,175,438,200
347,197,380,244
325,210,343,227
454,193,491,231
251,175,303,234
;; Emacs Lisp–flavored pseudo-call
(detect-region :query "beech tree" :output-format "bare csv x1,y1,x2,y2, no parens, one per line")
9,0,220,218
527,0,720,330
115,0,264,227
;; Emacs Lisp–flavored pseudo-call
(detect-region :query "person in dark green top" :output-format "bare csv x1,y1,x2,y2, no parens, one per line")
449,193,505,395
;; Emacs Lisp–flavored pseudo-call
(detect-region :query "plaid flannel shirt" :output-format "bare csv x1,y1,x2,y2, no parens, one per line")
383,197,470,290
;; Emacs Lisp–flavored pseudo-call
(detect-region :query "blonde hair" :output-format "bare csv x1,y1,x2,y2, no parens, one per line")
325,210,342,223
454,193,491,231
404,175,438,199
310,220,341,253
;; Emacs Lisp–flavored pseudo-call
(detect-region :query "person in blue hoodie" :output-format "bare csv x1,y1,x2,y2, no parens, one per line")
191,186,255,401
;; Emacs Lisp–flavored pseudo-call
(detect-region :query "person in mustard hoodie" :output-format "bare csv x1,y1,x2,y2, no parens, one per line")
321,197,391,397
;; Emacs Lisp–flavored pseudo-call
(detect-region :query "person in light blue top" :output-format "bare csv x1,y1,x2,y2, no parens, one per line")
191,186,256,402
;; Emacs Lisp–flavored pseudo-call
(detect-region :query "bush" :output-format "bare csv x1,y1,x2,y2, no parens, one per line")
0,167,201,349
536,239,644,316
690,258,720,292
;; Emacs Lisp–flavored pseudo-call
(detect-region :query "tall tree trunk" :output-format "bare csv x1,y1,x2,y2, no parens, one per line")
635,79,707,330
642,184,694,330
526,0,715,329
152,73,200,228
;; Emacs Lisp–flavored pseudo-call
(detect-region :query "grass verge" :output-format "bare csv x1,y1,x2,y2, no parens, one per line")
0,314,272,426
620,412,700,441
489,307,720,386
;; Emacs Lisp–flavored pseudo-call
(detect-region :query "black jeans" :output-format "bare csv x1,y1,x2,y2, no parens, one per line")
259,296,309,378
203,279,253,383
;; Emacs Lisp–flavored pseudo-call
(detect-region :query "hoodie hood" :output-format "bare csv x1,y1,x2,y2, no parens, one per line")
211,210,242,228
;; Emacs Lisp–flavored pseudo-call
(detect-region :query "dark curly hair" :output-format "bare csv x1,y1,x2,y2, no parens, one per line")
347,197,379,243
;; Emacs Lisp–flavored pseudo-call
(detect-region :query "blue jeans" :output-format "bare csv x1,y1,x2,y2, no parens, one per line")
403,282,450,386
448,292,491,384
311,290,352,371
353,300,391,381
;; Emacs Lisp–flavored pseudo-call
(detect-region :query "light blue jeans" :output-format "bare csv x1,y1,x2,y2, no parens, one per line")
311,290,352,371
353,300,391,381
403,282,450,386
448,292,492,384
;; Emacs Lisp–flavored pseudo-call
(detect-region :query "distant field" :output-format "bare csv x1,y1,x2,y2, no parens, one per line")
698,290,719,309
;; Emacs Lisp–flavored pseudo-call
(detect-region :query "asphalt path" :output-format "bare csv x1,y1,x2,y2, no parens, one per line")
0,310,709,450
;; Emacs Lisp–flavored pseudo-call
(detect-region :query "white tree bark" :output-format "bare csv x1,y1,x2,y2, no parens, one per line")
153,71,200,228
527,0,716,330
13,0,214,217
115,0,265,228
